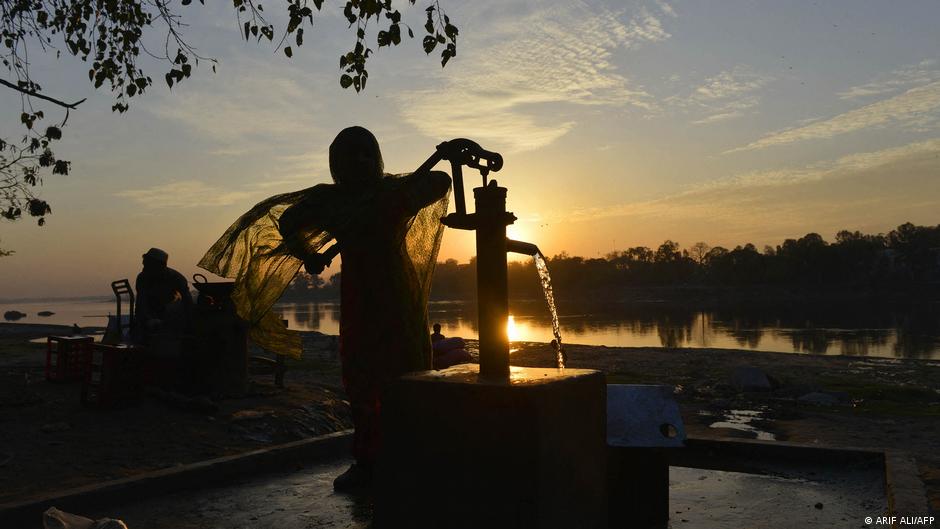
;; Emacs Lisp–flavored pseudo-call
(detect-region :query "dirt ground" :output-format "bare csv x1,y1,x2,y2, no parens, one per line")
1,323,938,515
0,324,351,504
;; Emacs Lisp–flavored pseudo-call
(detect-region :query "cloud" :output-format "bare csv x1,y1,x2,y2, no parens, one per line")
671,67,773,125
692,69,771,101
149,57,333,179
728,80,940,153
564,138,940,224
837,59,940,100
115,181,252,209
655,0,677,18
397,2,671,152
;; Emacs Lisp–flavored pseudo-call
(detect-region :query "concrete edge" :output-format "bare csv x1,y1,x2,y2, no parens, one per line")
883,449,933,528
672,436,885,471
671,437,933,525
0,429,353,529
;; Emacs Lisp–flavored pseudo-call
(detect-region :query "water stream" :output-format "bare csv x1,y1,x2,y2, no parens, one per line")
534,251,565,369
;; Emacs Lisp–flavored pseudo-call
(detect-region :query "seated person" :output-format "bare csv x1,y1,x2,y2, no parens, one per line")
430,323,445,343
430,323,471,370
134,247,193,348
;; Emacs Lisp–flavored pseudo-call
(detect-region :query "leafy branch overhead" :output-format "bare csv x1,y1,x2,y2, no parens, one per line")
0,0,458,227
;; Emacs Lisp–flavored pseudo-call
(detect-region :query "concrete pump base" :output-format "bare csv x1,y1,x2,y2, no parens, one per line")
374,364,607,529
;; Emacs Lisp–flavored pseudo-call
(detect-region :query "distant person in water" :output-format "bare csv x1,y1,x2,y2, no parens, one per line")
278,126,450,493
429,322,472,370
134,248,192,345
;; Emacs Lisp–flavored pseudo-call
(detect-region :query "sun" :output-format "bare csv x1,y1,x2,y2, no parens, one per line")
507,224,528,244
507,314,521,342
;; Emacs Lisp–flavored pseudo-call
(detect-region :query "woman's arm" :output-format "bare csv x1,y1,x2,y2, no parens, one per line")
278,184,339,267
398,170,451,217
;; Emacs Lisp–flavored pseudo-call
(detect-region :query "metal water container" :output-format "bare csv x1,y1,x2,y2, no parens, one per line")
192,274,248,395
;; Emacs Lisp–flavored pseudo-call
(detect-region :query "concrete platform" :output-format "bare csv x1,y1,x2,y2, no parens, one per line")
92,459,369,529
375,364,608,529
62,457,884,529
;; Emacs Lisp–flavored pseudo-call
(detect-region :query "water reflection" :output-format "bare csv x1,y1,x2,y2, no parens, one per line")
269,300,940,360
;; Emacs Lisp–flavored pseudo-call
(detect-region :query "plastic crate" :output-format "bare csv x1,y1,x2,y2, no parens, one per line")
81,343,143,408
45,336,94,382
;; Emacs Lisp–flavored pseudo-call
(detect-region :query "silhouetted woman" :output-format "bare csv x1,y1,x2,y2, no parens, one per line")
278,127,450,491
200,127,449,491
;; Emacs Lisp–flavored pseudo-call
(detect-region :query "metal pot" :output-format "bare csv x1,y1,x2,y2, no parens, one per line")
192,273,235,301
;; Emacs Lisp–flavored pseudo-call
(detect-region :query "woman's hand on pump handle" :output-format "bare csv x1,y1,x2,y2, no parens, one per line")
303,252,332,275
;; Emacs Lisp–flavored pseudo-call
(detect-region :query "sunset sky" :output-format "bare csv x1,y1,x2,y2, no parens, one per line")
2,0,940,298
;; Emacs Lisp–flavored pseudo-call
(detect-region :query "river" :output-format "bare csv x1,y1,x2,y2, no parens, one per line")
4,298,939,359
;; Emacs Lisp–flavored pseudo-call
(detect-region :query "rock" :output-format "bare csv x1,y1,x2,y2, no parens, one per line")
231,409,275,421
730,366,772,392
37,311,55,317
3,310,27,321
798,392,850,406
43,507,129,529
40,422,71,433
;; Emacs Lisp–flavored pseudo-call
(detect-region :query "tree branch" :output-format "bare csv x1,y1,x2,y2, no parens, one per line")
0,78,86,109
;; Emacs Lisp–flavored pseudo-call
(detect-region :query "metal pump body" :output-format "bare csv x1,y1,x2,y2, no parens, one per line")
433,139,520,378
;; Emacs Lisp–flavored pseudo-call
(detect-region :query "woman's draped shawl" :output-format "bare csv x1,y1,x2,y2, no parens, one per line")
198,174,449,359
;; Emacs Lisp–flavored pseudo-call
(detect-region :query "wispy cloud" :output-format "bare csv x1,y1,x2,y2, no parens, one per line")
668,66,773,125
115,181,252,209
565,138,940,224
655,0,677,18
692,68,771,101
397,2,673,152
837,59,940,100
150,57,333,179
728,80,940,153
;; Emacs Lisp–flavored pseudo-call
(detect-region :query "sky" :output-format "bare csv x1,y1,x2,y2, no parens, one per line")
2,0,940,298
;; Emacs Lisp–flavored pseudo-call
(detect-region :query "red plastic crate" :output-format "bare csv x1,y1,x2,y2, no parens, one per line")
81,343,143,408
45,336,94,382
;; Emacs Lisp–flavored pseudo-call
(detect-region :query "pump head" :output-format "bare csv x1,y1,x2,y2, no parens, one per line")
413,138,503,219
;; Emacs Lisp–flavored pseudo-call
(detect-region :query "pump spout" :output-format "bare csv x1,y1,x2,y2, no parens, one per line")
506,239,539,256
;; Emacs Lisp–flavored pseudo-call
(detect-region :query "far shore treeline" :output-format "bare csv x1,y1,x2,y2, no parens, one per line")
280,222,940,302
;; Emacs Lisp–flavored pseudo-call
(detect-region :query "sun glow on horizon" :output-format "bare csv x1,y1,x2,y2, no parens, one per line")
508,314,521,343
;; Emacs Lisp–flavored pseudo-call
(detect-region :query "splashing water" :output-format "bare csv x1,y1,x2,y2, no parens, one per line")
534,252,565,369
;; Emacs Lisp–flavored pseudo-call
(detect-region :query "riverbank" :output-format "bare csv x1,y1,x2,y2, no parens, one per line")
1,324,938,514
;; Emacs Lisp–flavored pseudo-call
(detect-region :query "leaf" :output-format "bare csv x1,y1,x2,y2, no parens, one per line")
422,35,437,54
340,74,353,88
284,46,292,57
165,72,174,89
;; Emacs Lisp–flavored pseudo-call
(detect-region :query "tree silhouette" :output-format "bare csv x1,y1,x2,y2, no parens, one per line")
1,0,458,227
688,242,710,265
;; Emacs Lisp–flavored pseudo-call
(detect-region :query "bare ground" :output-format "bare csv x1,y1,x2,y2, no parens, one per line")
0,324,351,504
1,323,939,515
